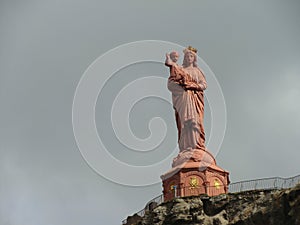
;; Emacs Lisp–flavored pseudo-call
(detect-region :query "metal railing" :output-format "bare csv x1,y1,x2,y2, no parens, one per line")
122,174,300,224
136,194,164,218
228,174,300,192
121,194,163,225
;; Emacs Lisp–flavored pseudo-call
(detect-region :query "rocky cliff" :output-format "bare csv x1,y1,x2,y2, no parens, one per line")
124,184,300,225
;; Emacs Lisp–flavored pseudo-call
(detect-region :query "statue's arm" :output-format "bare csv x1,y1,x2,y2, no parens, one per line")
184,81,207,91
183,69,207,91
165,53,175,67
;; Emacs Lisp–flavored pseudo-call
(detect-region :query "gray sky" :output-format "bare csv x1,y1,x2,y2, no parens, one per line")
1,0,300,224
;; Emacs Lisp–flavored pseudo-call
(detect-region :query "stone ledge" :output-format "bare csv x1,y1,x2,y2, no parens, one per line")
123,184,300,225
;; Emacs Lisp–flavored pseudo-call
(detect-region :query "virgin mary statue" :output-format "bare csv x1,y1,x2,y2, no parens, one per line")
165,46,207,153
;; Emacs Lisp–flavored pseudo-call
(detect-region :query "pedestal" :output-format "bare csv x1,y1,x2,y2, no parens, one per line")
161,149,229,201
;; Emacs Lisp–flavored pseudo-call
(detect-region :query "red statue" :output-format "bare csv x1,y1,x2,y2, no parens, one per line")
161,46,229,200
165,46,207,152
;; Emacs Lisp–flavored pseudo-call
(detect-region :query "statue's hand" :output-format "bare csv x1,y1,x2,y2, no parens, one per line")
165,53,172,66
184,81,207,91
184,82,199,90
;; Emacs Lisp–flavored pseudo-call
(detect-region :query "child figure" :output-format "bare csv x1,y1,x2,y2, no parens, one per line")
165,51,189,85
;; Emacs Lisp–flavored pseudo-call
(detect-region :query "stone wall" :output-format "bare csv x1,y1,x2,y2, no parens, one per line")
124,184,300,225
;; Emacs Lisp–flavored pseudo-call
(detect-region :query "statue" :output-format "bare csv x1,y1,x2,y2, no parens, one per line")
165,46,207,154
162,46,230,200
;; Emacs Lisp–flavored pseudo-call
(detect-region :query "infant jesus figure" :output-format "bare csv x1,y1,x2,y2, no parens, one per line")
165,51,191,86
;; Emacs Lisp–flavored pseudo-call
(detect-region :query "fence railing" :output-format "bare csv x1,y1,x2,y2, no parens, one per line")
121,194,163,225
122,174,300,224
228,174,300,192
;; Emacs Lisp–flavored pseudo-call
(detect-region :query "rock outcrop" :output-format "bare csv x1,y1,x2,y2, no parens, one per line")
124,184,300,225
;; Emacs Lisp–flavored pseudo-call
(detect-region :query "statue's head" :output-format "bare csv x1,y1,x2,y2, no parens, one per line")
182,46,198,67
170,51,179,63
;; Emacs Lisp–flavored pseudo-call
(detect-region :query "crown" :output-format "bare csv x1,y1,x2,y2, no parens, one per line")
183,46,198,55
187,46,197,53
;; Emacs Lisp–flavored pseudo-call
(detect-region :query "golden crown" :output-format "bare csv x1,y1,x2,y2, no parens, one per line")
183,46,198,55
187,46,197,53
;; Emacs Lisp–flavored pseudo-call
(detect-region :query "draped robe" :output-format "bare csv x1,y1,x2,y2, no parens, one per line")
167,64,207,151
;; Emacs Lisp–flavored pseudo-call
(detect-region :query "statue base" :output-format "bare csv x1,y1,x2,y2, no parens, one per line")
161,149,230,202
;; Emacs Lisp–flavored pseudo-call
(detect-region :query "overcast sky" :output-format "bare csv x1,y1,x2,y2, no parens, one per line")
1,1,300,224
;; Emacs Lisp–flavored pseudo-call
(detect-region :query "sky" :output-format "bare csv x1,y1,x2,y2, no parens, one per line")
1,0,300,224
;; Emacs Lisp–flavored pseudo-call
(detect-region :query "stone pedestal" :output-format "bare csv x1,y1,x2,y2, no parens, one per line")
161,149,229,201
